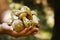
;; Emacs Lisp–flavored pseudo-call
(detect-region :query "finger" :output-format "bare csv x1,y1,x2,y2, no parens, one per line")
7,27,32,37
1,23,9,30
1,23,13,31
8,26,13,31
18,26,32,35
6,30,19,37
25,28,39,36
5,26,13,31
8,27,32,37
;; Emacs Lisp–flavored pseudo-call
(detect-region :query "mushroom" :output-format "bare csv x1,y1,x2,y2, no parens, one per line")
12,19,24,32
31,10,37,16
19,12,27,19
12,10,21,16
19,12,31,28
21,6,32,20
9,3,15,10
31,11,40,28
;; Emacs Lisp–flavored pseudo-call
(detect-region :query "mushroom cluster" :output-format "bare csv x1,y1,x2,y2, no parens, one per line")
6,6,40,32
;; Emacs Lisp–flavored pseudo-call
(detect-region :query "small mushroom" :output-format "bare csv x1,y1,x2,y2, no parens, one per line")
14,3,21,10
12,19,24,32
19,12,31,28
21,6,32,20
32,15,40,28
9,3,17,10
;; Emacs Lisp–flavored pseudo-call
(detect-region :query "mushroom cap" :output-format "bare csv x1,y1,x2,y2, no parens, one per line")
9,3,15,10
21,6,32,20
32,15,40,24
31,10,37,16
12,19,24,32
12,10,21,16
19,12,27,19
12,19,23,27
21,6,31,12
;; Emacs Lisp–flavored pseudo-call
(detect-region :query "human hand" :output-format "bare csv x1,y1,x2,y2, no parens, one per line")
1,23,39,38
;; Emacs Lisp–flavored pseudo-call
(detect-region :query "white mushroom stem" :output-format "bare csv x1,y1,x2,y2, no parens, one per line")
22,17,31,27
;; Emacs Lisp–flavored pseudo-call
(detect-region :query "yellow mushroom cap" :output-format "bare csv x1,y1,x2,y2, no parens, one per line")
19,12,27,19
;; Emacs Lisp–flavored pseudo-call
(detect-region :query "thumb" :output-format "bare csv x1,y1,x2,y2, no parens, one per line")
1,23,13,31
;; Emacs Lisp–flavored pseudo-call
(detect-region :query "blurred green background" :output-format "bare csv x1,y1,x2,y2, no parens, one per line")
0,0,54,40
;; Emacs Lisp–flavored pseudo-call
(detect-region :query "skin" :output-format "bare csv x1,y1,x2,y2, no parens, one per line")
0,0,39,38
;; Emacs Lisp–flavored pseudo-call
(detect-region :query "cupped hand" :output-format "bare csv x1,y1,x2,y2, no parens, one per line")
1,23,39,38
